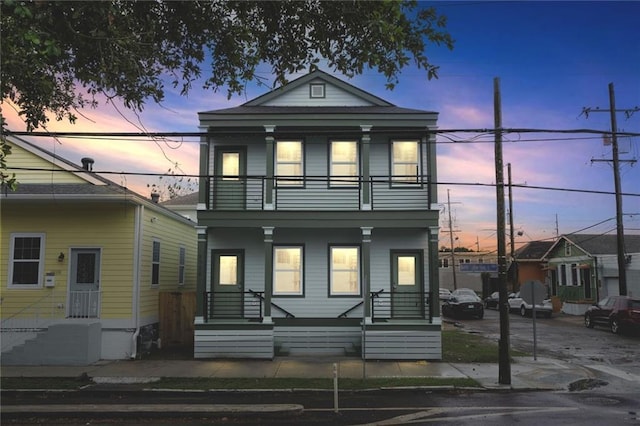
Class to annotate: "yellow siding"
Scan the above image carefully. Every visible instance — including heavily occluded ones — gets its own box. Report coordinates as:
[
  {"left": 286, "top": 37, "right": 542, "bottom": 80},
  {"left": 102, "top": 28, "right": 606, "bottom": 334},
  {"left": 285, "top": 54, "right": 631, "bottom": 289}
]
[
  {"left": 1, "top": 202, "right": 136, "bottom": 320},
  {"left": 7, "top": 141, "right": 88, "bottom": 184},
  {"left": 137, "top": 207, "right": 197, "bottom": 320}
]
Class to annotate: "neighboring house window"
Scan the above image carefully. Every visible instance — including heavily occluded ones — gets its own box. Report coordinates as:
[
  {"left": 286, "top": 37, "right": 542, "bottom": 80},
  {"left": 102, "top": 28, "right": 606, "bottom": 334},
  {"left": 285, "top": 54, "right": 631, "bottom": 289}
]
[
  {"left": 8, "top": 233, "right": 45, "bottom": 288},
  {"left": 330, "top": 246, "right": 360, "bottom": 296},
  {"left": 178, "top": 246, "right": 186, "bottom": 285},
  {"left": 273, "top": 246, "right": 303, "bottom": 295},
  {"left": 276, "top": 140, "right": 303, "bottom": 187},
  {"left": 559, "top": 264, "right": 566, "bottom": 286},
  {"left": 440, "top": 258, "right": 449, "bottom": 268},
  {"left": 570, "top": 263, "right": 578, "bottom": 286},
  {"left": 310, "top": 83, "right": 325, "bottom": 98},
  {"left": 152, "top": 240, "right": 160, "bottom": 286},
  {"left": 330, "top": 140, "right": 358, "bottom": 186},
  {"left": 391, "top": 140, "right": 420, "bottom": 185},
  {"left": 564, "top": 242, "right": 571, "bottom": 256}
]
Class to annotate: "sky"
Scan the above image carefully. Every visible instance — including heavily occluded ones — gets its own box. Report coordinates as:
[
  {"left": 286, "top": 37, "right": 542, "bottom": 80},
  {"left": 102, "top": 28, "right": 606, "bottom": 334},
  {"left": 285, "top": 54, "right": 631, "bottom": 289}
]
[{"left": 3, "top": 1, "right": 639, "bottom": 252}]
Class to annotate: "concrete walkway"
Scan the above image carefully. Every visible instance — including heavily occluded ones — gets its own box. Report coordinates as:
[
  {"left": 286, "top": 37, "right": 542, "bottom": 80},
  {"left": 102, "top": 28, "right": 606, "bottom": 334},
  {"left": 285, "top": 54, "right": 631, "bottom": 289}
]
[{"left": 1, "top": 354, "right": 595, "bottom": 391}]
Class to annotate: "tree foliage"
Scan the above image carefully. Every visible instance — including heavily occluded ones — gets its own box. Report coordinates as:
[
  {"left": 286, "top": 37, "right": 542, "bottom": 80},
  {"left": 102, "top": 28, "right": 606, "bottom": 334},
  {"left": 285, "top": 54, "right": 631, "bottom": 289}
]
[{"left": 1, "top": 0, "right": 454, "bottom": 131}]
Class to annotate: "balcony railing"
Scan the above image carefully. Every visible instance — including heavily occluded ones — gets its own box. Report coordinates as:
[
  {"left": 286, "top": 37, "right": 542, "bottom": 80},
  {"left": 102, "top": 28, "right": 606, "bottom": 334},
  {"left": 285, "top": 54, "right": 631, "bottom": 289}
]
[
  {"left": 68, "top": 290, "right": 101, "bottom": 319},
  {"left": 371, "top": 291, "right": 433, "bottom": 322},
  {"left": 206, "top": 175, "right": 432, "bottom": 211}
]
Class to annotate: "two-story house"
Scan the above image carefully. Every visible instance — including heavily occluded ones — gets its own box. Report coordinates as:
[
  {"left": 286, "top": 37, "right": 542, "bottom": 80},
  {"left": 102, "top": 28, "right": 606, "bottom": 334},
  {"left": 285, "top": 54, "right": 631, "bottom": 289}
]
[{"left": 194, "top": 70, "right": 441, "bottom": 360}]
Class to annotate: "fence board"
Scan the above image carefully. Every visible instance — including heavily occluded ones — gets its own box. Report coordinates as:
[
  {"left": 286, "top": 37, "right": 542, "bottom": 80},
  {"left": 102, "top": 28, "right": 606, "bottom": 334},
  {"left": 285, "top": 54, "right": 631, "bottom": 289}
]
[{"left": 159, "top": 291, "right": 196, "bottom": 348}]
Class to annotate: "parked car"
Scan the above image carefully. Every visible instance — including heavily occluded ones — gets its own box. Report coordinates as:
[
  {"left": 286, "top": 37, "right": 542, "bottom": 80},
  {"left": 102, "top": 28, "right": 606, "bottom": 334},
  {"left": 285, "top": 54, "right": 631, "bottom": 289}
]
[
  {"left": 484, "top": 291, "right": 500, "bottom": 309},
  {"left": 451, "top": 288, "right": 479, "bottom": 298},
  {"left": 442, "top": 291, "right": 484, "bottom": 319},
  {"left": 584, "top": 296, "right": 640, "bottom": 334},
  {"left": 439, "top": 288, "right": 452, "bottom": 302},
  {"left": 507, "top": 292, "right": 553, "bottom": 318}
]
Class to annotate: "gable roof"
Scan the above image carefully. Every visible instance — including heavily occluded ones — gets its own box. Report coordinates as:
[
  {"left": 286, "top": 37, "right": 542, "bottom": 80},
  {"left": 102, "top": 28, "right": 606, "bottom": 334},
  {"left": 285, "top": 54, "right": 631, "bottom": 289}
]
[
  {"left": 514, "top": 241, "right": 555, "bottom": 261},
  {"left": 3, "top": 135, "right": 193, "bottom": 225},
  {"left": 244, "top": 70, "right": 394, "bottom": 107},
  {"left": 198, "top": 69, "right": 438, "bottom": 119},
  {"left": 562, "top": 233, "right": 640, "bottom": 255}
]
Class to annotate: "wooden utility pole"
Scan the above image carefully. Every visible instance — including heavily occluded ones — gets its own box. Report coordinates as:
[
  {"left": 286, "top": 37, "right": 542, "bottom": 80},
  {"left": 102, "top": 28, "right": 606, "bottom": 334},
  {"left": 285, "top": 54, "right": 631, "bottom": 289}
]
[
  {"left": 508, "top": 163, "right": 516, "bottom": 292},
  {"left": 494, "top": 78, "right": 510, "bottom": 385},
  {"left": 447, "top": 189, "right": 458, "bottom": 290},
  {"left": 583, "top": 83, "right": 638, "bottom": 296}
]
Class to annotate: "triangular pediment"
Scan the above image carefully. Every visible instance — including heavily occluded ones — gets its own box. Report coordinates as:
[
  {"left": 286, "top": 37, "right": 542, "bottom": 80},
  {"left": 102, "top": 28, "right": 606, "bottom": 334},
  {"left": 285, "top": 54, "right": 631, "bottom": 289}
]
[{"left": 243, "top": 70, "right": 394, "bottom": 108}]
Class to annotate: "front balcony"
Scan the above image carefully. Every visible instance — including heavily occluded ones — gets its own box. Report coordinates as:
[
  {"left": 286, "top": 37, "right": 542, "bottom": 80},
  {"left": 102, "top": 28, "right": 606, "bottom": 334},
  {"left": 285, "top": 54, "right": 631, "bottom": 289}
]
[{"left": 204, "top": 175, "right": 433, "bottom": 211}]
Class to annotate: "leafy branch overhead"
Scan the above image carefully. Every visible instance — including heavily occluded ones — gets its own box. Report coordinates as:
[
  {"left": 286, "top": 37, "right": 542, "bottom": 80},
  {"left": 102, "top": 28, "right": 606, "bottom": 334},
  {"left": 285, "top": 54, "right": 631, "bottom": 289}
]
[{"left": 1, "top": 0, "right": 454, "bottom": 130}]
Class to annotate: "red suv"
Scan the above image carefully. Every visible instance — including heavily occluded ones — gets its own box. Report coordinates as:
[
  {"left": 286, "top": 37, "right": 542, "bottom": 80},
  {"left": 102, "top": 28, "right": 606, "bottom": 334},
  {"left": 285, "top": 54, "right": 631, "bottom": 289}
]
[{"left": 584, "top": 296, "right": 640, "bottom": 334}]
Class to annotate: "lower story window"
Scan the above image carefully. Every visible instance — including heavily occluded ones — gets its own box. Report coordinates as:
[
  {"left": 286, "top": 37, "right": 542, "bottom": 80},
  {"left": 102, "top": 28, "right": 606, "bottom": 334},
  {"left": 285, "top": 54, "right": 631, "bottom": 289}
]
[
  {"left": 9, "top": 233, "right": 45, "bottom": 288},
  {"left": 273, "top": 246, "right": 303, "bottom": 295},
  {"left": 330, "top": 246, "right": 360, "bottom": 296}
]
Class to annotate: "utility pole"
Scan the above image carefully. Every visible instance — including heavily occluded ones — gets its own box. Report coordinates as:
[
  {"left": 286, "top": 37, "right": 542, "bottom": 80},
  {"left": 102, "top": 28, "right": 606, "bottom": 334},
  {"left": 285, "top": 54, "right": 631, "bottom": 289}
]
[
  {"left": 508, "top": 163, "right": 516, "bottom": 292},
  {"left": 582, "top": 83, "right": 638, "bottom": 296},
  {"left": 447, "top": 189, "right": 458, "bottom": 290},
  {"left": 494, "top": 78, "right": 510, "bottom": 385}
]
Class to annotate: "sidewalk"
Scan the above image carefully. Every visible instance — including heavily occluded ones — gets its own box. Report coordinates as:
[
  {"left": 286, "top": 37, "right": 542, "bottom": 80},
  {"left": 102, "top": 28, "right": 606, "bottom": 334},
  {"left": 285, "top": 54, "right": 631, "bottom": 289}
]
[{"left": 1, "top": 354, "right": 595, "bottom": 391}]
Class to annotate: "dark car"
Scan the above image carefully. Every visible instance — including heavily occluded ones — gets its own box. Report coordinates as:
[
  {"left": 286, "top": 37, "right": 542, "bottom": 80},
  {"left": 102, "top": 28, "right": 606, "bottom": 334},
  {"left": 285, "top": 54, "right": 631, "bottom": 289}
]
[
  {"left": 442, "top": 293, "right": 484, "bottom": 319},
  {"left": 484, "top": 291, "right": 500, "bottom": 309},
  {"left": 584, "top": 295, "right": 640, "bottom": 334}
]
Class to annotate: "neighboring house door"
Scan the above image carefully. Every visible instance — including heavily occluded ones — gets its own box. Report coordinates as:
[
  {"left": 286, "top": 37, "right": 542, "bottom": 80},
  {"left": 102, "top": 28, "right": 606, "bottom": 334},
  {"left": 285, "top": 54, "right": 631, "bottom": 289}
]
[
  {"left": 68, "top": 248, "right": 101, "bottom": 318},
  {"left": 391, "top": 251, "right": 423, "bottom": 318},
  {"left": 214, "top": 147, "right": 246, "bottom": 210},
  {"left": 211, "top": 250, "right": 244, "bottom": 318}
]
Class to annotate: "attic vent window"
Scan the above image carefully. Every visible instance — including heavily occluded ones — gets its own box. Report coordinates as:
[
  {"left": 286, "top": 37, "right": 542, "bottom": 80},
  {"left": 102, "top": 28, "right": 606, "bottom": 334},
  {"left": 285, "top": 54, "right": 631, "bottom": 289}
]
[{"left": 310, "top": 83, "right": 325, "bottom": 98}]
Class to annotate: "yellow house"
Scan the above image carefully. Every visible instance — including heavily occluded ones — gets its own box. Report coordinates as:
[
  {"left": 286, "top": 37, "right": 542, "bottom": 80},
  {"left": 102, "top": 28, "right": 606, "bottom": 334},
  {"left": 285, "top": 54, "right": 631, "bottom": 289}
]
[{"left": 1, "top": 136, "right": 197, "bottom": 365}]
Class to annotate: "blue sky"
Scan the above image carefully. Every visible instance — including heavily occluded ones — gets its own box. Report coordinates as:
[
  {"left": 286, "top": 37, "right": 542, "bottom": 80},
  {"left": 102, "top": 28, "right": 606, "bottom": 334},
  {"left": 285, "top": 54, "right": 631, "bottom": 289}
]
[{"left": 4, "top": 1, "right": 639, "bottom": 251}]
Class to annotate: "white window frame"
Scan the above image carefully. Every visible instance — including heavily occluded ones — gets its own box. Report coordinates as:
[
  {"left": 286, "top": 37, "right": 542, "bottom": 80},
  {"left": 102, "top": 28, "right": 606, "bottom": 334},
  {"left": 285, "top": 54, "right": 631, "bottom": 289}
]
[
  {"left": 152, "top": 239, "right": 161, "bottom": 286},
  {"left": 330, "top": 246, "right": 361, "bottom": 296},
  {"left": 275, "top": 140, "right": 304, "bottom": 187},
  {"left": 391, "top": 140, "right": 420, "bottom": 186},
  {"left": 178, "top": 246, "right": 186, "bottom": 286},
  {"left": 273, "top": 246, "right": 303, "bottom": 296},
  {"left": 310, "top": 83, "right": 325, "bottom": 98},
  {"left": 8, "top": 233, "right": 45, "bottom": 288},
  {"left": 330, "top": 140, "right": 359, "bottom": 187}
]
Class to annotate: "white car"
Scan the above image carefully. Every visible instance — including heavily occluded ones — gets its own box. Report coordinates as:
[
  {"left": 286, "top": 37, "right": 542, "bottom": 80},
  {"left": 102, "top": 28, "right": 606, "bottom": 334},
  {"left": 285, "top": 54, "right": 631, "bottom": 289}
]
[
  {"left": 508, "top": 292, "right": 553, "bottom": 318},
  {"left": 439, "top": 288, "right": 452, "bottom": 301}
]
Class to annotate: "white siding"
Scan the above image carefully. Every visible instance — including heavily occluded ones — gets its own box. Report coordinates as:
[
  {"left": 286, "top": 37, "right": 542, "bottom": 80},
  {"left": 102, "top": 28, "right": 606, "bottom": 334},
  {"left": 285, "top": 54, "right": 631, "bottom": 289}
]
[{"left": 263, "top": 79, "right": 375, "bottom": 107}]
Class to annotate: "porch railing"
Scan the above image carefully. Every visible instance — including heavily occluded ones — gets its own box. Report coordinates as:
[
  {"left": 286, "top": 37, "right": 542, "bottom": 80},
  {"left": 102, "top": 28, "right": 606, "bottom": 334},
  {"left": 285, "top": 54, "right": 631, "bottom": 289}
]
[
  {"left": 207, "top": 175, "right": 432, "bottom": 211},
  {"left": 371, "top": 291, "right": 433, "bottom": 322},
  {"left": 68, "top": 290, "right": 101, "bottom": 319},
  {"left": 203, "top": 291, "right": 264, "bottom": 320}
]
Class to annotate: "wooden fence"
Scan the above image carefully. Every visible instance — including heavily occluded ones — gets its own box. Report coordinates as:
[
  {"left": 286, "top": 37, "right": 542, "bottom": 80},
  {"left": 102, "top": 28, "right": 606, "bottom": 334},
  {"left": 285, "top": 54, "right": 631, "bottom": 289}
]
[{"left": 159, "top": 291, "right": 196, "bottom": 348}]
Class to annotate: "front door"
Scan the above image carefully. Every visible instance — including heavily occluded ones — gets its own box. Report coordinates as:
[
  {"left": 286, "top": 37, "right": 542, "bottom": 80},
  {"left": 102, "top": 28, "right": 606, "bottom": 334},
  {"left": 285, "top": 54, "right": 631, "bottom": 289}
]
[
  {"left": 68, "top": 248, "right": 101, "bottom": 318},
  {"left": 213, "top": 147, "right": 246, "bottom": 210},
  {"left": 211, "top": 250, "right": 244, "bottom": 318},
  {"left": 391, "top": 251, "right": 423, "bottom": 318}
]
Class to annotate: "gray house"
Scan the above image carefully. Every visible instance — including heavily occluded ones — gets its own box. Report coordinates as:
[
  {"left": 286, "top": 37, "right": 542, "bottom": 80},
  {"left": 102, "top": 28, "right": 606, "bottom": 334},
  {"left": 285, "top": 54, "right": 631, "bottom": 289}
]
[{"left": 194, "top": 70, "right": 441, "bottom": 359}]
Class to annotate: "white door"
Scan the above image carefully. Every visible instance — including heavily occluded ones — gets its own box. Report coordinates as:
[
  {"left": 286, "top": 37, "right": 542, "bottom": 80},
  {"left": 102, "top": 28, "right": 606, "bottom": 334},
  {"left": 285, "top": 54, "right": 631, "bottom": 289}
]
[{"left": 68, "top": 248, "right": 101, "bottom": 318}]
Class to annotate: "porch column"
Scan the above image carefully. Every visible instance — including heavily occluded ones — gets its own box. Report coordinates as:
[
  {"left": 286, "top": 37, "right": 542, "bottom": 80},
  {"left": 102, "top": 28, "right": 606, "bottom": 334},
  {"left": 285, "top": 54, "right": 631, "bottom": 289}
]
[
  {"left": 197, "top": 131, "right": 209, "bottom": 211},
  {"left": 264, "top": 125, "right": 276, "bottom": 210},
  {"left": 361, "top": 227, "right": 373, "bottom": 323},
  {"left": 428, "top": 226, "right": 441, "bottom": 323},
  {"left": 195, "top": 226, "right": 208, "bottom": 323},
  {"left": 360, "top": 125, "right": 372, "bottom": 210},
  {"left": 263, "top": 226, "right": 274, "bottom": 322}
]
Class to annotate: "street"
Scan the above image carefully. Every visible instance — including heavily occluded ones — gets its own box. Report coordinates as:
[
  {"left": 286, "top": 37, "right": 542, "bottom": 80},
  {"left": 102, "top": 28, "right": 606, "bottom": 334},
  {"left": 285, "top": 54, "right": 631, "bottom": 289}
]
[{"left": 3, "top": 310, "right": 639, "bottom": 425}]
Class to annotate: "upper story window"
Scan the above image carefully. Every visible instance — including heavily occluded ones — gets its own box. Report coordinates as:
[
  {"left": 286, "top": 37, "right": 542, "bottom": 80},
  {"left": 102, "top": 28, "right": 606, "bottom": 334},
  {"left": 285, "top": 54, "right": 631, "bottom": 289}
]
[
  {"left": 330, "top": 140, "right": 358, "bottom": 186},
  {"left": 273, "top": 246, "right": 303, "bottom": 295},
  {"left": 391, "top": 140, "right": 420, "bottom": 185},
  {"left": 8, "top": 233, "right": 45, "bottom": 288},
  {"left": 310, "top": 83, "right": 325, "bottom": 98},
  {"left": 276, "top": 140, "right": 304, "bottom": 187}
]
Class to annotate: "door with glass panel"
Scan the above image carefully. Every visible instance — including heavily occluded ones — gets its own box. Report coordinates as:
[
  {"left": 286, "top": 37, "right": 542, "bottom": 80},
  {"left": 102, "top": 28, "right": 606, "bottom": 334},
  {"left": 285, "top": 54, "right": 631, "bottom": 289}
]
[
  {"left": 391, "top": 251, "right": 423, "bottom": 318},
  {"left": 211, "top": 250, "right": 244, "bottom": 318},
  {"left": 214, "top": 147, "right": 246, "bottom": 210},
  {"left": 68, "top": 248, "right": 101, "bottom": 318}
]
